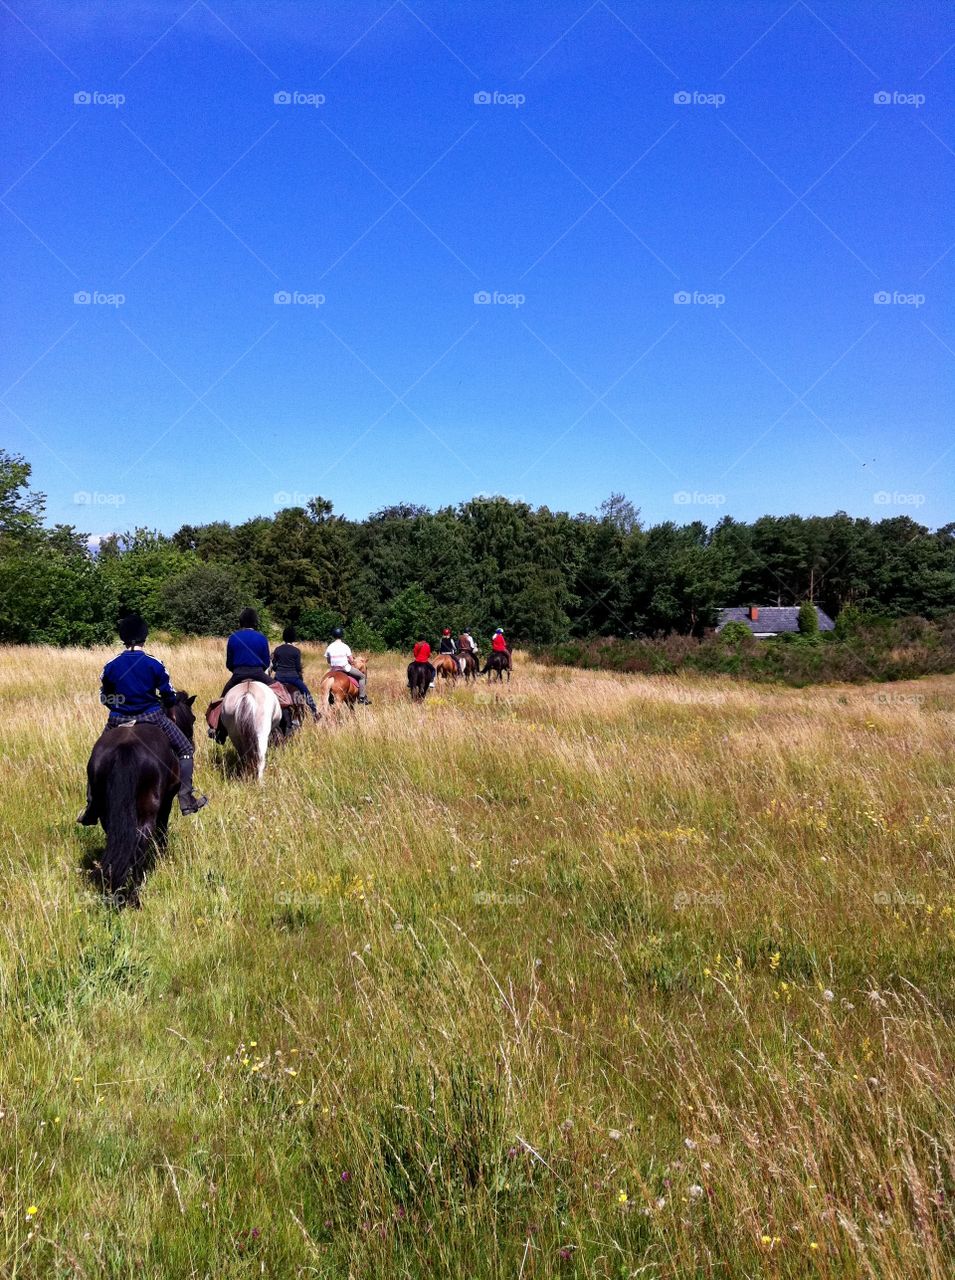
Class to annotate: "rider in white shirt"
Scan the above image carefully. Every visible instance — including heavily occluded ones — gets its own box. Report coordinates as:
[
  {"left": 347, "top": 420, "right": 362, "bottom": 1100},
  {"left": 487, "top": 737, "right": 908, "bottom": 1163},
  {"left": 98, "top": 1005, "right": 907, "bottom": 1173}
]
[{"left": 324, "top": 627, "right": 370, "bottom": 704}]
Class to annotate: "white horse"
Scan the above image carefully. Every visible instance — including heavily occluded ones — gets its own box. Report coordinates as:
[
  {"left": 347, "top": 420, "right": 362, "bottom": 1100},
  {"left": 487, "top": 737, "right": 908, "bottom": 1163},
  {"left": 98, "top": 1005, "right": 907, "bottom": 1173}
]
[{"left": 220, "top": 681, "right": 281, "bottom": 781}]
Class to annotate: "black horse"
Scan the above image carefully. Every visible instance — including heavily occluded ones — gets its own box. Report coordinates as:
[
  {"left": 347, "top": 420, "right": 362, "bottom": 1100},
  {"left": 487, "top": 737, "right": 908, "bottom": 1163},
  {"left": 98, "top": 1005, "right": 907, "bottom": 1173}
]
[
  {"left": 84, "top": 693, "right": 197, "bottom": 904},
  {"left": 482, "top": 651, "right": 511, "bottom": 682},
  {"left": 407, "top": 660, "right": 433, "bottom": 701}
]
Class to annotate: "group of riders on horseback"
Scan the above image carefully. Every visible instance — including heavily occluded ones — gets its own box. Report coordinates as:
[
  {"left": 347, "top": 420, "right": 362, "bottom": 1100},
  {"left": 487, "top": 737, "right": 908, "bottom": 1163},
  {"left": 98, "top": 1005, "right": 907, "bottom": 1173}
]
[{"left": 77, "top": 610, "right": 513, "bottom": 828}]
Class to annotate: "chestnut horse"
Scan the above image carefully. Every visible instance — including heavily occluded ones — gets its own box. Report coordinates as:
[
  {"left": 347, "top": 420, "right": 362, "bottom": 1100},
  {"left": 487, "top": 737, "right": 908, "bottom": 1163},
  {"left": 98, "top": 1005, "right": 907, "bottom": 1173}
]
[
  {"left": 319, "top": 655, "right": 367, "bottom": 717},
  {"left": 433, "top": 653, "right": 460, "bottom": 682}
]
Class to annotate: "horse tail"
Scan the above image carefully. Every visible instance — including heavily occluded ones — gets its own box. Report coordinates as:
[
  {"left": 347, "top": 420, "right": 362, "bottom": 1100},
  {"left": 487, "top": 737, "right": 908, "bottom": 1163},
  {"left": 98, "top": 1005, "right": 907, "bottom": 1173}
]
[
  {"left": 319, "top": 674, "right": 336, "bottom": 712},
  {"left": 101, "top": 750, "right": 148, "bottom": 899},
  {"left": 233, "top": 692, "right": 260, "bottom": 771}
]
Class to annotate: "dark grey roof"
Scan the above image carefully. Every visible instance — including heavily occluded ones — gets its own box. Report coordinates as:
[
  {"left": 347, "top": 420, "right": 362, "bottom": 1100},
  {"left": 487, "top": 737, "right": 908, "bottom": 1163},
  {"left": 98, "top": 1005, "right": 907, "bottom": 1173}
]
[{"left": 716, "top": 606, "right": 835, "bottom": 634}]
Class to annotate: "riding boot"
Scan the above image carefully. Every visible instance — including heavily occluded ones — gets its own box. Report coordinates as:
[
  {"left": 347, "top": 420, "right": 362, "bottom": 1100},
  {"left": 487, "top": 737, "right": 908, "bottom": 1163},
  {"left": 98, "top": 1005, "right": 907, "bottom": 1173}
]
[
  {"left": 177, "top": 754, "right": 208, "bottom": 815},
  {"left": 77, "top": 779, "right": 98, "bottom": 825},
  {"left": 279, "top": 707, "right": 293, "bottom": 736}
]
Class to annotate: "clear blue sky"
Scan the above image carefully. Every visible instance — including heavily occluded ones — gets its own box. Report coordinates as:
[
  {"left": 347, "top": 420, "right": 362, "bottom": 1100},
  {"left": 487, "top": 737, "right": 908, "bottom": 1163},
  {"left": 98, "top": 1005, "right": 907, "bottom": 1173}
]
[{"left": 2, "top": 0, "right": 952, "bottom": 537}]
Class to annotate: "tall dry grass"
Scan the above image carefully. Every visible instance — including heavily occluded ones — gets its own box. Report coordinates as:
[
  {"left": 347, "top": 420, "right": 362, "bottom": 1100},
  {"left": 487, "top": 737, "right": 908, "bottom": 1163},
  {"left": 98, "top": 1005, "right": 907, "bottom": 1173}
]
[{"left": 0, "top": 641, "right": 953, "bottom": 1277}]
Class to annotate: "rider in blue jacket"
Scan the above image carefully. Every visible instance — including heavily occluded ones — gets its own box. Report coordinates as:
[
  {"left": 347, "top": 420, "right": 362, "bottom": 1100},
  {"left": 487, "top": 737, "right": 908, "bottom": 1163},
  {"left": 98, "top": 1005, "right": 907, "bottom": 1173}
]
[{"left": 78, "top": 613, "right": 208, "bottom": 823}]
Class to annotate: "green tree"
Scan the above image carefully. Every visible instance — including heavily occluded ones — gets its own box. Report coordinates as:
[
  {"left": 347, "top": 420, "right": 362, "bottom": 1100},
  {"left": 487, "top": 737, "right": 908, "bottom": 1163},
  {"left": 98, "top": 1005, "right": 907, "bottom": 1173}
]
[
  {"left": 381, "top": 584, "right": 439, "bottom": 649},
  {"left": 798, "top": 602, "right": 820, "bottom": 636},
  {"left": 161, "top": 564, "right": 252, "bottom": 635}
]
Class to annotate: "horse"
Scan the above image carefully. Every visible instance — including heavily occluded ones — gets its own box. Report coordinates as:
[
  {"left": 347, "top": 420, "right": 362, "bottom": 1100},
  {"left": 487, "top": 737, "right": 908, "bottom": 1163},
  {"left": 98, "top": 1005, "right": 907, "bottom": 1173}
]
[
  {"left": 220, "top": 680, "right": 281, "bottom": 780},
  {"left": 407, "top": 660, "right": 433, "bottom": 701},
  {"left": 482, "top": 650, "right": 511, "bottom": 682},
  {"left": 433, "top": 653, "right": 460, "bottom": 682},
  {"left": 318, "top": 655, "right": 367, "bottom": 717},
  {"left": 458, "top": 650, "right": 479, "bottom": 682},
  {"left": 84, "top": 692, "right": 197, "bottom": 905}
]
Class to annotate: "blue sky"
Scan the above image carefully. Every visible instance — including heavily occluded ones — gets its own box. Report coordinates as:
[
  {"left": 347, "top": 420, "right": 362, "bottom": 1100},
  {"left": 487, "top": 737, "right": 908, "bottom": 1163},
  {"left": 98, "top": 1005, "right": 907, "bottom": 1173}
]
[{"left": 2, "top": 0, "right": 952, "bottom": 536}]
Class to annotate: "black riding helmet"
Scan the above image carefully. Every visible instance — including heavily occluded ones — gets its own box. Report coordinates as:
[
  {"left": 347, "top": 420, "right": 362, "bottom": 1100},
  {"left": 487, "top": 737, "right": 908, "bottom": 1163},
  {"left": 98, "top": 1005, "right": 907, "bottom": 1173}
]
[
  {"left": 331, "top": 626, "right": 344, "bottom": 639},
  {"left": 117, "top": 612, "right": 148, "bottom": 647}
]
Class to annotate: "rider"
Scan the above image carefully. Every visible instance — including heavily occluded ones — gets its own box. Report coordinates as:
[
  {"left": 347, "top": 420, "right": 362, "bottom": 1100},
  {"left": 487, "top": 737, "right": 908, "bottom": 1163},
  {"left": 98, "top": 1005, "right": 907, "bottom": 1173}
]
[
  {"left": 438, "top": 628, "right": 457, "bottom": 655},
  {"left": 215, "top": 607, "right": 289, "bottom": 740},
  {"left": 78, "top": 612, "right": 208, "bottom": 823},
  {"left": 324, "top": 626, "right": 370, "bottom": 704},
  {"left": 413, "top": 634, "right": 437, "bottom": 687},
  {"left": 458, "top": 628, "right": 479, "bottom": 663},
  {"left": 491, "top": 627, "right": 509, "bottom": 654},
  {"left": 271, "top": 625, "right": 318, "bottom": 719}
]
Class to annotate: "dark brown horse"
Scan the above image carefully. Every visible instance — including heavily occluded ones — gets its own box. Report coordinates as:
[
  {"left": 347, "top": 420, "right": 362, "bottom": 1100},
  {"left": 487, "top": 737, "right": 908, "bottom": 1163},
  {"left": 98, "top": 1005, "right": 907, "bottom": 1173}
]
[
  {"left": 407, "top": 660, "right": 433, "bottom": 701},
  {"left": 84, "top": 693, "right": 197, "bottom": 905},
  {"left": 458, "top": 651, "right": 479, "bottom": 682},
  {"left": 482, "top": 650, "right": 511, "bottom": 682}
]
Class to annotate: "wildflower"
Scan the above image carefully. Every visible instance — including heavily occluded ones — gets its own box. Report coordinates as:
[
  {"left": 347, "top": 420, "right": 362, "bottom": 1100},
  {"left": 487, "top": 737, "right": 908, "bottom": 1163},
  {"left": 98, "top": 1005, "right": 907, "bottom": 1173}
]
[
  {"left": 26, "top": 1205, "right": 38, "bottom": 1218},
  {"left": 617, "top": 1189, "right": 628, "bottom": 1204},
  {"left": 340, "top": 1170, "right": 351, "bottom": 1183},
  {"left": 608, "top": 1128, "right": 622, "bottom": 1140},
  {"left": 823, "top": 989, "right": 834, "bottom": 1002},
  {"left": 688, "top": 1184, "right": 704, "bottom": 1198},
  {"left": 769, "top": 951, "right": 781, "bottom": 971},
  {"left": 655, "top": 1196, "right": 666, "bottom": 1210},
  {"left": 558, "top": 1246, "right": 573, "bottom": 1260},
  {"left": 809, "top": 1241, "right": 819, "bottom": 1250},
  {"left": 684, "top": 1137, "right": 697, "bottom": 1149}
]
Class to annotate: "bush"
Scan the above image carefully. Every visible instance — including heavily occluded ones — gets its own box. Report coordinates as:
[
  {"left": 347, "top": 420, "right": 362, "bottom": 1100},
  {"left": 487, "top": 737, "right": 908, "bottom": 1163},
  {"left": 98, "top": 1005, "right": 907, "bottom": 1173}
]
[
  {"left": 797, "top": 602, "right": 820, "bottom": 637},
  {"left": 0, "top": 547, "right": 114, "bottom": 645},
  {"left": 718, "top": 621, "right": 753, "bottom": 648},
  {"left": 161, "top": 565, "right": 253, "bottom": 636},
  {"left": 381, "top": 585, "right": 439, "bottom": 650},
  {"left": 295, "top": 607, "right": 343, "bottom": 643},
  {"left": 535, "top": 616, "right": 955, "bottom": 686},
  {"left": 343, "top": 617, "right": 387, "bottom": 653}
]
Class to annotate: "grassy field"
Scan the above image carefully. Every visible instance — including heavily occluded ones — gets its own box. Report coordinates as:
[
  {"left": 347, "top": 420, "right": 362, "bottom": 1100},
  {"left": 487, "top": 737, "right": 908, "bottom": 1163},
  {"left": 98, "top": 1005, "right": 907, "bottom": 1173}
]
[{"left": 1, "top": 640, "right": 954, "bottom": 1279}]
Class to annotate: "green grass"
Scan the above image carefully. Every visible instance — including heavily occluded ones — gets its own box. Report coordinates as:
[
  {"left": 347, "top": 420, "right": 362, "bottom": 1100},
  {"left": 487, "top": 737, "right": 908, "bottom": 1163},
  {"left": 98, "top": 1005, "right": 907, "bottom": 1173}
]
[{"left": 0, "top": 641, "right": 953, "bottom": 1277}]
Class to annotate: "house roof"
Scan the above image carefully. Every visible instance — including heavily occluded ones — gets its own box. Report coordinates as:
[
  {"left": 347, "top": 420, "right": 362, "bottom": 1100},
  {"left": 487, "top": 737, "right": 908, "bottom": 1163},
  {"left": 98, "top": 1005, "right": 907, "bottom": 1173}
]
[{"left": 716, "top": 606, "right": 835, "bottom": 634}]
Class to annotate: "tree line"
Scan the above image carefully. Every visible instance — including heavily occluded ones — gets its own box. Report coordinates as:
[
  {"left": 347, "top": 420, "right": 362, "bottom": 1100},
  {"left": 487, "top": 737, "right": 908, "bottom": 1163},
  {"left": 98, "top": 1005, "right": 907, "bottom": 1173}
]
[{"left": 1, "top": 451, "right": 952, "bottom": 648}]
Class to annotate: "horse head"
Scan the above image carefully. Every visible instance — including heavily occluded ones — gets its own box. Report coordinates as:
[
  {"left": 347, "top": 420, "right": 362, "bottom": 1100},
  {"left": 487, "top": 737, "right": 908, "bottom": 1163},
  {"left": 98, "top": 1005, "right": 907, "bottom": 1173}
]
[
  {"left": 168, "top": 691, "right": 198, "bottom": 742},
  {"left": 352, "top": 654, "right": 368, "bottom": 673}
]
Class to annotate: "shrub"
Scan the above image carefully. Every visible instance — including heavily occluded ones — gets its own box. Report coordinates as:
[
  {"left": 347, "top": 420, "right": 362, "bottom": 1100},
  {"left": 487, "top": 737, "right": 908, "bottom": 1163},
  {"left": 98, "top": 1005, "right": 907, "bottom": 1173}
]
[
  {"left": 161, "top": 564, "right": 253, "bottom": 636},
  {"left": 797, "top": 602, "right": 820, "bottom": 636}
]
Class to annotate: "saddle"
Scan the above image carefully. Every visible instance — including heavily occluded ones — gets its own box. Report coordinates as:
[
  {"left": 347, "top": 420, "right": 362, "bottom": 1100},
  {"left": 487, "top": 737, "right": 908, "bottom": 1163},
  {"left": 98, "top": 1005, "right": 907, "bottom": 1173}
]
[
  {"left": 327, "top": 668, "right": 359, "bottom": 693},
  {"left": 205, "top": 681, "right": 295, "bottom": 732}
]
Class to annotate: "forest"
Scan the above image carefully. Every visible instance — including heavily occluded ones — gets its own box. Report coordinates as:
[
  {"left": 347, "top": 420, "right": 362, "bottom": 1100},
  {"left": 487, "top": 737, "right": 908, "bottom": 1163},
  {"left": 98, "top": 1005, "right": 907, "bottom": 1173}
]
[{"left": 1, "top": 450, "right": 953, "bottom": 648}]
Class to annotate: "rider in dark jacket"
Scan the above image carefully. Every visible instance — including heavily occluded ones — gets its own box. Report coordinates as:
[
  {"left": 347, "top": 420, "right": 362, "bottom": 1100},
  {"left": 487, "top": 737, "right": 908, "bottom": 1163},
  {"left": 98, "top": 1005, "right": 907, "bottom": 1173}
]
[
  {"left": 214, "top": 608, "right": 288, "bottom": 741},
  {"left": 271, "top": 625, "right": 318, "bottom": 718},
  {"left": 78, "top": 613, "right": 207, "bottom": 823}
]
